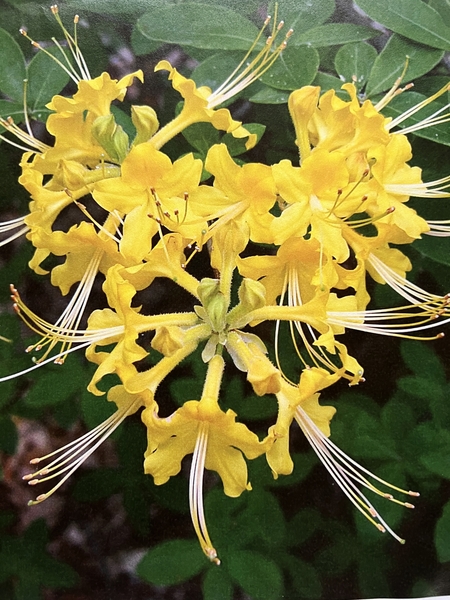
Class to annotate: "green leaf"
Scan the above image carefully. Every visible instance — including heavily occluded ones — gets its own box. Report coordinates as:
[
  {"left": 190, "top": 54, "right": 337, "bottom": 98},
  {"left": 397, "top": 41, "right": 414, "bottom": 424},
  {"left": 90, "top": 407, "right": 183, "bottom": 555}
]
[
  {"left": 137, "top": 539, "right": 206, "bottom": 585},
  {"left": 334, "top": 42, "right": 377, "bottom": 91},
  {"left": 137, "top": 4, "right": 259, "bottom": 50},
  {"left": 244, "top": 490, "right": 286, "bottom": 548},
  {"left": 63, "top": 0, "right": 174, "bottom": 14},
  {"left": 292, "top": 23, "right": 378, "bottom": 48},
  {"left": 287, "top": 508, "right": 323, "bottom": 547},
  {"left": 429, "top": 0, "right": 450, "bottom": 26},
  {"left": 182, "top": 122, "right": 220, "bottom": 156},
  {"left": 400, "top": 339, "right": 446, "bottom": 384},
  {"left": 312, "top": 71, "right": 343, "bottom": 93},
  {"left": 0, "top": 416, "right": 17, "bottom": 454},
  {"left": 365, "top": 34, "right": 444, "bottom": 97},
  {"left": 435, "top": 500, "right": 450, "bottom": 561},
  {"left": 26, "top": 47, "right": 71, "bottom": 112},
  {"left": 202, "top": 565, "right": 233, "bottom": 600},
  {"left": 278, "top": 0, "right": 335, "bottom": 35},
  {"left": 226, "top": 550, "right": 283, "bottom": 600},
  {"left": 221, "top": 124, "right": 266, "bottom": 157},
  {"left": 355, "top": 0, "right": 450, "bottom": 50},
  {"left": 0, "top": 99, "right": 25, "bottom": 120},
  {"left": 131, "top": 25, "right": 161, "bottom": 55},
  {"left": 247, "top": 85, "right": 290, "bottom": 104},
  {"left": 0, "top": 28, "right": 26, "bottom": 102},
  {"left": 284, "top": 555, "right": 322, "bottom": 599},
  {"left": 259, "top": 45, "right": 319, "bottom": 90},
  {"left": 24, "top": 359, "right": 87, "bottom": 407},
  {"left": 72, "top": 468, "right": 121, "bottom": 502},
  {"left": 81, "top": 387, "right": 116, "bottom": 430}
]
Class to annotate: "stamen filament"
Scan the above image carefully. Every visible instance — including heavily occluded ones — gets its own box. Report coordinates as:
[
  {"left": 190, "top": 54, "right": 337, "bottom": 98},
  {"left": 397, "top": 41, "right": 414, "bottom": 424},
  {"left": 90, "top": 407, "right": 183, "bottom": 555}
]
[
  {"left": 189, "top": 422, "right": 220, "bottom": 564},
  {"left": 295, "top": 406, "right": 418, "bottom": 543},
  {"left": 25, "top": 398, "right": 140, "bottom": 505}
]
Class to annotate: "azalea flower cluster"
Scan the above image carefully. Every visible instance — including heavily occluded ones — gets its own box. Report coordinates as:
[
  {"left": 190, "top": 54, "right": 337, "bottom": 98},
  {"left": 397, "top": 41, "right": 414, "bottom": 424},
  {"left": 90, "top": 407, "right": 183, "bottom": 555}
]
[{"left": 1, "top": 6, "right": 450, "bottom": 563}]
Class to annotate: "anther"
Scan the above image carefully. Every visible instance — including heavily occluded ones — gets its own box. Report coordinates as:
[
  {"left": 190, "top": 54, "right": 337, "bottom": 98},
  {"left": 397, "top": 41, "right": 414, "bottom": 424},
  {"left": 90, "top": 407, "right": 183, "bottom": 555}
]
[
  {"left": 277, "top": 20, "right": 285, "bottom": 31},
  {"left": 376, "top": 524, "right": 386, "bottom": 533},
  {"left": 408, "top": 491, "right": 420, "bottom": 497},
  {"left": 30, "top": 458, "right": 41, "bottom": 465},
  {"left": 405, "top": 503, "right": 415, "bottom": 509},
  {"left": 50, "top": 4, "right": 58, "bottom": 14},
  {"left": 28, "top": 479, "right": 39, "bottom": 486}
]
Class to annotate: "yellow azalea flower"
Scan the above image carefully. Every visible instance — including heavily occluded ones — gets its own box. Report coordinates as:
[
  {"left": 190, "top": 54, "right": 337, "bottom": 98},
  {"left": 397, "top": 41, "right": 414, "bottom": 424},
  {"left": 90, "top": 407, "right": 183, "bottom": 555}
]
[
  {"left": 266, "top": 379, "right": 418, "bottom": 543},
  {"left": 267, "top": 380, "right": 336, "bottom": 477},
  {"left": 202, "top": 143, "right": 277, "bottom": 246},
  {"left": 150, "top": 62, "right": 256, "bottom": 150},
  {"left": 118, "top": 233, "right": 201, "bottom": 300},
  {"left": 365, "top": 135, "right": 429, "bottom": 241},
  {"left": 289, "top": 83, "right": 389, "bottom": 163},
  {"left": 85, "top": 265, "right": 199, "bottom": 394},
  {"left": 93, "top": 144, "right": 207, "bottom": 261},
  {"left": 41, "top": 70, "right": 143, "bottom": 169},
  {"left": 148, "top": 15, "right": 291, "bottom": 151},
  {"left": 142, "top": 354, "right": 266, "bottom": 563}
]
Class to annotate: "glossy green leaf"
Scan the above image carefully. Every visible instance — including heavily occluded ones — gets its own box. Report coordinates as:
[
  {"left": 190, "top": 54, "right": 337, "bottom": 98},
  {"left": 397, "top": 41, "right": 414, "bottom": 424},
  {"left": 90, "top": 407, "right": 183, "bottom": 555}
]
[
  {"left": 435, "top": 500, "right": 450, "bottom": 561},
  {"left": 137, "top": 539, "right": 206, "bottom": 585},
  {"left": 334, "top": 41, "right": 377, "bottom": 91},
  {"left": 400, "top": 339, "right": 446, "bottom": 385},
  {"left": 0, "top": 28, "right": 26, "bottom": 102},
  {"left": 137, "top": 4, "right": 259, "bottom": 50},
  {"left": 275, "top": 0, "right": 335, "bottom": 35},
  {"left": 355, "top": 0, "right": 450, "bottom": 50},
  {"left": 202, "top": 564, "right": 233, "bottom": 600},
  {"left": 182, "top": 122, "right": 220, "bottom": 156},
  {"left": 292, "top": 23, "right": 378, "bottom": 48},
  {"left": 247, "top": 85, "right": 290, "bottom": 104},
  {"left": 131, "top": 24, "right": 161, "bottom": 56},
  {"left": 63, "top": 0, "right": 173, "bottom": 14},
  {"left": 429, "top": 0, "right": 450, "bottom": 26},
  {"left": 312, "top": 71, "right": 343, "bottom": 92},
  {"left": 227, "top": 550, "right": 283, "bottom": 600},
  {"left": 0, "top": 99, "right": 24, "bottom": 121},
  {"left": 221, "top": 124, "right": 266, "bottom": 157},
  {"left": 366, "top": 34, "right": 444, "bottom": 97},
  {"left": 191, "top": 52, "right": 242, "bottom": 91},
  {"left": 259, "top": 45, "right": 319, "bottom": 90},
  {"left": 26, "top": 47, "right": 71, "bottom": 112}
]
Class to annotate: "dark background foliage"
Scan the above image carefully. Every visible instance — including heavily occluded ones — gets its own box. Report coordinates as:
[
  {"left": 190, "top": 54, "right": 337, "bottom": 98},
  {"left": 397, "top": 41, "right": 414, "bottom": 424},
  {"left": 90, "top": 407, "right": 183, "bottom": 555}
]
[{"left": 0, "top": 0, "right": 450, "bottom": 598}]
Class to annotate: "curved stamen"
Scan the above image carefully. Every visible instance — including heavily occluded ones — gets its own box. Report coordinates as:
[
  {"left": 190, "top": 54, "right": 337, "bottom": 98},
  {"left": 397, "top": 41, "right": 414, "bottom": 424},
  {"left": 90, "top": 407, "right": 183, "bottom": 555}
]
[
  {"left": 368, "top": 253, "right": 448, "bottom": 306},
  {"left": 24, "top": 397, "right": 140, "bottom": 505},
  {"left": 295, "top": 406, "right": 418, "bottom": 543},
  {"left": 0, "top": 216, "right": 29, "bottom": 247},
  {"left": 189, "top": 422, "right": 220, "bottom": 564}
]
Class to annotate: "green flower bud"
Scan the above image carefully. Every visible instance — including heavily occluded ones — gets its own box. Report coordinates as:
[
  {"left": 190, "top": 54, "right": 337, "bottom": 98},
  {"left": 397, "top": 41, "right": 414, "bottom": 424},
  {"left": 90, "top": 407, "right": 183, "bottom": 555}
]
[
  {"left": 131, "top": 105, "right": 159, "bottom": 145},
  {"left": 92, "top": 114, "right": 130, "bottom": 163}
]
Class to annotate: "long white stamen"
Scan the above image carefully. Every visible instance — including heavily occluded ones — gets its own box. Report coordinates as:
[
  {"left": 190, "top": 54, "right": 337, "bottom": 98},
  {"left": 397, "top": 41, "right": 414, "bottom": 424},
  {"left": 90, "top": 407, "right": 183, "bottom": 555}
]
[
  {"left": 189, "top": 422, "right": 220, "bottom": 564},
  {"left": 0, "top": 216, "right": 29, "bottom": 247},
  {"left": 24, "top": 398, "right": 139, "bottom": 505},
  {"left": 295, "top": 406, "right": 418, "bottom": 543}
]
